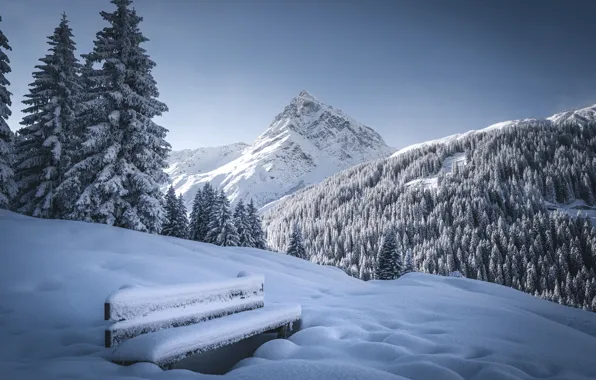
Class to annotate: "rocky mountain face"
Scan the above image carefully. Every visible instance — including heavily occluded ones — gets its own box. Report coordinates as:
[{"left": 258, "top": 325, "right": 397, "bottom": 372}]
[{"left": 166, "top": 91, "right": 395, "bottom": 208}]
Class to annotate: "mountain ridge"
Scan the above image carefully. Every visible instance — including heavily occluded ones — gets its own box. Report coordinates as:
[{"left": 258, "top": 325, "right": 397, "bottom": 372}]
[{"left": 167, "top": 91, "right": 395, "bottom": 208}]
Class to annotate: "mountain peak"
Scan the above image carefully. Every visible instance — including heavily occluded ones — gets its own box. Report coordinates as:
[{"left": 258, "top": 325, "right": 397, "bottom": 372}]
[{"left": 297, "top": 90, "right": 317, "bottom": 101}]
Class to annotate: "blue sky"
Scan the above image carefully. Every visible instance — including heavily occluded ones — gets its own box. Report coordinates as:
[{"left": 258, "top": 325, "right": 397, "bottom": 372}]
[{"left": 2, "top": 0, "right": 596, "bottom": 150}]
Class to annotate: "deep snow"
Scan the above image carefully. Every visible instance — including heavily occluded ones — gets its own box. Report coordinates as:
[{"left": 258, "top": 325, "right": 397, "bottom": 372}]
[{"left": 1, "top": 210, "right": 596, "bottom": 380}]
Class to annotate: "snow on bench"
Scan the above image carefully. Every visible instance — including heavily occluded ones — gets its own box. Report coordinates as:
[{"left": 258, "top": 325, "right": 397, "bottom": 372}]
[{"left": 104, "top": 272, "right": 301, "bottom": 369}]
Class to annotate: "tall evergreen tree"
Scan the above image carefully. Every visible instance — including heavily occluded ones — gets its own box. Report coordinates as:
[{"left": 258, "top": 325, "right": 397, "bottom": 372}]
[
  {"left": 246, "top": 198, "right": 266, "bottom": 249},
  {"left": 207, "top": 191, "right": 239, "bottom": 246},
  {"left": 188, "top": 188, "right": 203, "bottom": 241},
  {"left": 375, "top": 230, "right": 401, "bottom": 280},
  {"left": 60, "top": 0, "right": 170, "bottom": 232},
  {"left": 161, "top": 186, "right": 178, "bottom": 237},
  {"left": 234, "top": 200, "right": 254, "bottom": 247},
  {"left": 0, "top": 16, "right": 16, "bottom": 209},
  {"left": 176, "top": 194, "right": 188, "bottom": 239},
  {"left": 198, "top": 183, "right": 216, "bottom": 242},
  {"left": 13, "top": 14, "right": 81, "bottom": 217},
  {"left": 287, "top": 224, "right": 307, "bottom": 259}
]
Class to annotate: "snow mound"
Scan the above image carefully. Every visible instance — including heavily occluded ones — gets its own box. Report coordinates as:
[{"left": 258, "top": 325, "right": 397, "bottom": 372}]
[{"left": 2, "top": 210, "right": 596, "bottom": 380}]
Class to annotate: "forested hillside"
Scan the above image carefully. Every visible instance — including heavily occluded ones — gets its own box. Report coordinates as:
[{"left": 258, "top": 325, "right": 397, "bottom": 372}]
[{"left": 263, "top": 119, "right": 596, "bottom": 311}]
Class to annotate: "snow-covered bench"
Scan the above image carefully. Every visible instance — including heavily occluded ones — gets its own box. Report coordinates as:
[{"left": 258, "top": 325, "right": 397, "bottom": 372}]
[{"left": 104, "top": 273, "right": 301, "bottom": 369}]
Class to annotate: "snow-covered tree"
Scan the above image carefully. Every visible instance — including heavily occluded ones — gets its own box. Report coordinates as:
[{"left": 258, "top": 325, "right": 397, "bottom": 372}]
[
  {"left": 176, "top": 194, "right": 188, "bottom": 239},
  {"left": 0, "top": 16, "right": 16, "bottom": 209},
  {"left": 287, "top": 224, "right": 307, "bottom": 259},
  {"left": 207, "top": 191, "right": 238, "bottom": 246},
  {"left": 246, "top": 198, "right": 266, "bottom": 249},
  {"left": 197, "top": 183, "right": 216, "bottom": 242},
  {"left": 375, "top": 230, "right": 400, "bottom": 280},
  {"left": 161, "top": 186, "right": 179, "bottom": 237},
  {"left": 59, "top": 0, "right": 170, "bottom": 232},
  {"left": 234, "top": 200, "right": 254, "bottom": 247},
  {"left": 13, "top": 14, "right": 81, "bottom": 217},
  {"left": 188, "top": 188, "right": 203, "bottom": 241}
]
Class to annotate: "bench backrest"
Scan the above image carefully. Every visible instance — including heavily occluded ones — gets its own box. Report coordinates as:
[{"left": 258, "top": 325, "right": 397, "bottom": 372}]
[{"left": 104, "top": 273, "right": 265, "bottom": 348}]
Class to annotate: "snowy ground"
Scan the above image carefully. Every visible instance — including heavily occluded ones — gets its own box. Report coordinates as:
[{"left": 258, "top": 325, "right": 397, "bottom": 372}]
[
  {"left": 1, "top": 210, "right": 596, "bottom": 380},
  {"left": 545, "top": 200, "right": 596, "bottom": 224},
  {"left": 405, "top": 152, "right": 466, "bottom": 190}
]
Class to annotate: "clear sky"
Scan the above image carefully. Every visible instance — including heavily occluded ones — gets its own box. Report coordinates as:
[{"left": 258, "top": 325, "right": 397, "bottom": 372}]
[{"left": 2, "top": 0, "right": 596, "bottom": 151}]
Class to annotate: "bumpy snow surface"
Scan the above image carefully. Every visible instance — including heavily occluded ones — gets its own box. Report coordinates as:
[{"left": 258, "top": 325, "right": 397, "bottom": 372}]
[
  {"left": 167, "top": 91, "right": 395, "bottom": 209},
  {"left": 2, "top": 210, "right": 596, "bottom": 380}
]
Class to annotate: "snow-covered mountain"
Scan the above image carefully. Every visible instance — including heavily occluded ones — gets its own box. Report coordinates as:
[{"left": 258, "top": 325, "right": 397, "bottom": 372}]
[
  {"left": 167, "top": 91, "right": 395, "bottom": 208},
  {"left": 393, "top": 103, "right": 596, "bottom": 156}
]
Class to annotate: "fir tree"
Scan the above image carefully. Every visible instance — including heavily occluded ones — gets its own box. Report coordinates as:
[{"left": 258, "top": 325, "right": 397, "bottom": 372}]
[
  {"left": 234, "top": 200, "right": 254, "bottom": 247},
  {"left": 161, "top": 186, "right": 179, "bottom": 237},
  {"left": 287, "top": 224, "right": 307, "bottom": 259},
  {"left": 198, "top": 183, "right": 216, "bottom": 242},
  {"left": 246, "top": 198, "right": 266, "bottom": 249},
  {"left": 60, "top": 0, "right": 170, "bottom": 232},
  {"left": 14, "top": 14, "right": 81, "bottom": 217},
  {"left": 0, "top": 16, "right": 16, "bottom": 209},
  {"left": 176, "top": 194, "right": 188, "bottom": 239},
  {"left": 207, "top": 191, "right": 239, "bottom": 246},
  {"left": 375, "top": 230, "right": 400, "bottom": 280},
  {"left": 188, "top": 188, "right": 203, "bottom": 241}
]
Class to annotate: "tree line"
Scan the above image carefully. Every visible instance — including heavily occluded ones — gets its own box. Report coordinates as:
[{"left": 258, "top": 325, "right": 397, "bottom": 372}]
[
  {"left": 0, "top": 0, "right": 172, "bottom": 232},
  {"left": 161, "top": 182, "right": 266, "bottom": 248},
  {"left": 263, "top": 121, "right": 596, "bottom": 312}
]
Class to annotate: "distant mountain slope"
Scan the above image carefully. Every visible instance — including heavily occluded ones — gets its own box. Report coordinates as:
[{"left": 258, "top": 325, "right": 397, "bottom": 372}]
[
  {"left": 167, "top": 91, "right": 395, "bottom": 208},
  {"left": 2, "top": 210, "right": 596, "bottom": 380},
  {"left": 262, "top": 103, "right": 596, "bottom": 312},
  {"left": 393, "top": 103, "right": 596, "bottom": 156}
]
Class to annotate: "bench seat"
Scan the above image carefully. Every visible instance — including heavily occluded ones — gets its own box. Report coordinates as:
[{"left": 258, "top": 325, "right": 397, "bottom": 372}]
[{"left": 110, "top": 303, "right": 301, "bottom": 368}]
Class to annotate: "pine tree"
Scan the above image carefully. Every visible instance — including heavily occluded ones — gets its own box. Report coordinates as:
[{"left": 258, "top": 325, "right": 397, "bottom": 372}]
[
  {"left": 198, "top": 183, "right": 216, "bottom": 242},
  {"left": 402, "top": 249, "right": 415, "bottom": 275},
  {"left": 13, "top": 14, "right": 81, "bottom": 217},
  {"left": 246, "top": 199, "right": 266, "bottom": 249},
  {"left": 207, "top": 191, "right": 239, "bottom": 246},
  {"left": 0, "top": 16, "right": 16, "bottom": 209},
  {"left": 60, "top": 0, "right": 170, "bottom": 232},
  {"left": 161, "top": 186, "right": 179, "bottom": 237},
  {"left": 188, "top": 188, "right": 203, "bottom": 241},
  {"left": 287, "top": 224, "right": 307, "bottom": 259},
  {"left": 176, "top": 194, "right": 188, "bottom": 239},
  {"left": 234, "top": 200, "right": 254, "bottom": 247},
  {"left": 375, "top": 230, "right": 400, "bottom": 280}
]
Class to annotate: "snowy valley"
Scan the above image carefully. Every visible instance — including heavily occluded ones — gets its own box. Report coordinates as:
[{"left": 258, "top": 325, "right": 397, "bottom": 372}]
[
  {"left": 166, "top": 91, "right": 395, "bottom": 209},
  {"left": 2, "top": 210, "right": 596, "bottom": 380}
]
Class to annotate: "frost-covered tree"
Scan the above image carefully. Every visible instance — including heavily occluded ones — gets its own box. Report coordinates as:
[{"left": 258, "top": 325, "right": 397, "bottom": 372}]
[
  {"left": 246, "top": 198, "right": 266, "bottom": 249},
  {"left": 207, "top": 191, "right": 238, "bottom": 246},
  {"left": 188, "top": 188, "right": 203, "bottom": 241},
  {"left": 376, "top": 230, "right": 400, "bottom": 280},
  {"left": 402, "top": 250, "right": 415, "bottom": 275},
  {"left": 197, "top": 183, "right": 216, "bottom": 242},
  {"left": 60, "top": 0, "right": 170, "bottom": 232},
  {"left": 161, "top": 186, "right": 179, "bottom": 237},
  {"left": 176, "top": 194, "right": 188, "bottom": 239},
  {"left": 13, "top": 14, "right": 81, "bottom": 217},
  {"left": 234, "top": 200, "right": 254, "bottom": 247},
  {"left": 287, "top": 224, "right": 307, "bottom": 259},
  {"left": 0, "top": 16, "right": 16, "bottom": 209}
]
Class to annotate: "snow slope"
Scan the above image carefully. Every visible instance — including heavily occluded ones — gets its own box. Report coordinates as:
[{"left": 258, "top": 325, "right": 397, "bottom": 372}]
[
  {"left": 405, "top": 152, "right": 467, "bottom": 190},
  {"left": 2, "top": 211, "right": 596, "bottom": 380},
  {"left": 168, "top": 91, "right": 395, "bottom": 208},
  {"left": 393, "top": 103, "right": 596, "bottom": 157},
  {"left": 166, "top": 143, "right": 249, "bottom": 186}
]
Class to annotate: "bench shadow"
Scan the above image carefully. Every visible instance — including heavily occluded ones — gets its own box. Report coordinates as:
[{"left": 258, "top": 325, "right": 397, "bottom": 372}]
[{"left": 171, "top": 332, "right": 279, "bottom": 375}]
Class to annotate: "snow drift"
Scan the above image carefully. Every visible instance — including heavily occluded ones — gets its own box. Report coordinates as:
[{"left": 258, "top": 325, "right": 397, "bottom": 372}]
[{"left": 1, "top": 210, "right": 596, "bottom": 380}]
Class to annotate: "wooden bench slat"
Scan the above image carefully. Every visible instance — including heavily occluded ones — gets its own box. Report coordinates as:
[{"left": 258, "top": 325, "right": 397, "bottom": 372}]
[
  {"left": 110, "top": 303, "right": 301, "bottom": 368},
  {"left": 105, "top": 275, "right": 265, "bottom": 321},
  {"left": 105, "top": 296, "right": 264, "bottom": 347}
]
